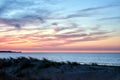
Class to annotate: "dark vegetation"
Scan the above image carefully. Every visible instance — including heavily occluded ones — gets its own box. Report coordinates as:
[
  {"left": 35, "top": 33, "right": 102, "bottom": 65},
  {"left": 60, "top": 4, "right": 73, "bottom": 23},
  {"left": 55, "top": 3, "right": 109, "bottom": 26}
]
[{"left": 0, "top": 57, "right": 120, "bottom": 80}]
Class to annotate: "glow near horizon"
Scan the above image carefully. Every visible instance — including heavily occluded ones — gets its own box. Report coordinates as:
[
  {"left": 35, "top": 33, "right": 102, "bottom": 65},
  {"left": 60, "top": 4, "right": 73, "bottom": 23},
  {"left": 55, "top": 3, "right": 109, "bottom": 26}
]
[{"left": 0, "top": 0, "right": 120, "bottom": 52}]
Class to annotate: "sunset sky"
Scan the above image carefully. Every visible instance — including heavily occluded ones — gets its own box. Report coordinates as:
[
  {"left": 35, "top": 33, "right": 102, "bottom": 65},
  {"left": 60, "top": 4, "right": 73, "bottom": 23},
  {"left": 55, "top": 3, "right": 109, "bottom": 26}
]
[{"left": 0, "top": 0, "right": 120, "bottom": 52}]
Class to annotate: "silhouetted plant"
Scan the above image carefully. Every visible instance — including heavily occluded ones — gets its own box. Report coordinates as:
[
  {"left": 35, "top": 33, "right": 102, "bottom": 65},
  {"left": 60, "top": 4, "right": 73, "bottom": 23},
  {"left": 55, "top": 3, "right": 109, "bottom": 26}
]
[
  {"left": 0, "top": 57, "right": 119, "bottom": 80},
  {"left": 91, "top": 63, "right": 98, "bottom": 66}
]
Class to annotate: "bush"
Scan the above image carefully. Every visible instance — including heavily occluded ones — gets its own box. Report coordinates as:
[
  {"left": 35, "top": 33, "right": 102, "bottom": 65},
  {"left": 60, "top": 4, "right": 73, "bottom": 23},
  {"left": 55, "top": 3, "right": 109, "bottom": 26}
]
[{"left": 91, "top": 63, "right": 98, "bottom": 66}]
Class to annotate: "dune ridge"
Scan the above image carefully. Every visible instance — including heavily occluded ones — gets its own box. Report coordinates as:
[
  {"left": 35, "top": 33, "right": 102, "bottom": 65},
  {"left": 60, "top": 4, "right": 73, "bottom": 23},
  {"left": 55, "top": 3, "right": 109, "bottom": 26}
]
[{"left": 0, "top": 57, "right": 120, "bottom": 80}]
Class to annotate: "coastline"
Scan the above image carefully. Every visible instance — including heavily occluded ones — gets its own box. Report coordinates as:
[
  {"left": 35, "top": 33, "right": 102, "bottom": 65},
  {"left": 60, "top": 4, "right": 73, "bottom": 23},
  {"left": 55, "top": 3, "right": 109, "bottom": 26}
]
[
  {"left": 0, "top": 57, "right": 119, "bottom": 80},
  {"left": 0, "top": 52, "right": 119, "bottom": 66},
  {"left": 0, "top": 51, "right": 21, "bottom": 53}
]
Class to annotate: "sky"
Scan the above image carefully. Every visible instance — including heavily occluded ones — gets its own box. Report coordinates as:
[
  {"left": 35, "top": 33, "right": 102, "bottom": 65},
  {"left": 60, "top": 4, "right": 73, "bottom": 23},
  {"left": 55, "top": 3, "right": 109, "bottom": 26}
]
[{"left": 0, "top": 0, "right": 120, "bottom": 52}]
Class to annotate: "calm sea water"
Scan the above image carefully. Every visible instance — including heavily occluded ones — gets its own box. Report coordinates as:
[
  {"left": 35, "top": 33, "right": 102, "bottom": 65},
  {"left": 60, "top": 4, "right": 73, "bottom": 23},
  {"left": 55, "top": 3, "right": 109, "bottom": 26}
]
[{"left": 0, "top": 52, "right": 120, "bottom": 66}]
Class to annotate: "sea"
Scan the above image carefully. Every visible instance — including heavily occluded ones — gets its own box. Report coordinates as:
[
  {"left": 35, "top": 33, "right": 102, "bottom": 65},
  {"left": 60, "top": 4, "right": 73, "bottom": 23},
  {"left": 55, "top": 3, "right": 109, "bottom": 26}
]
[{"left": 0, "top": 52, "right": 120, "bottom": 66}]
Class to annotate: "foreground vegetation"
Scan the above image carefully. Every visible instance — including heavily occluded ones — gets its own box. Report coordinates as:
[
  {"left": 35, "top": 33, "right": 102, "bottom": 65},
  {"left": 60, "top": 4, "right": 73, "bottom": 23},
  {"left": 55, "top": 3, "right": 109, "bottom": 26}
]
[{"left": 0, "top": 57, "right": 120, "bottom": 80}]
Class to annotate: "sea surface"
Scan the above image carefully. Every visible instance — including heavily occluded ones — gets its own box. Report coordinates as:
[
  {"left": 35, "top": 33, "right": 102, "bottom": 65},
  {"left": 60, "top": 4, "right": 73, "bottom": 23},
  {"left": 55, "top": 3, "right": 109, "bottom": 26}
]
[{"left": 0, "top": 52, "right": 120, "bottom": 66}]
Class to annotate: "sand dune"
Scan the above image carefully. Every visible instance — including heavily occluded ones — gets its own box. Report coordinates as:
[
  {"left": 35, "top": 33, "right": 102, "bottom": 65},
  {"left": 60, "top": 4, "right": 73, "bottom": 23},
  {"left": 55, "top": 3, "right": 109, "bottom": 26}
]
[{"left": 0, "top": 57, "right": 120, "bottom": 80}]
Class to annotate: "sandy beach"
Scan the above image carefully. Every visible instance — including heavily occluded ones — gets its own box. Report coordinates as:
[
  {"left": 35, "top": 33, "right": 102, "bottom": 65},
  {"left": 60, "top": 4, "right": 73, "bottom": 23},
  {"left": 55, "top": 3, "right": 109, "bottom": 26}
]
[{"left": 0, "top": 57, "right": 120, "bottom": 80}]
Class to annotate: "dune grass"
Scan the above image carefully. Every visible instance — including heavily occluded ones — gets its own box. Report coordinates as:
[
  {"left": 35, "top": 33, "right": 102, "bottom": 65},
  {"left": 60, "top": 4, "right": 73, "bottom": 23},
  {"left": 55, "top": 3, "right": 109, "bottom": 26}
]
[{"left": 0, "top": 57, "right": 119, "bottom": 80}]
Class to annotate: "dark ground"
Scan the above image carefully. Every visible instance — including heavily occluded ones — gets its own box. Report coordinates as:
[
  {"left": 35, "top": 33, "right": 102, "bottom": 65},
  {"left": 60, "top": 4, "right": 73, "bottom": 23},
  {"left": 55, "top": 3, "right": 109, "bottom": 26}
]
[{"left": 0, "top": 57, "right": 120, "bottom": 80}]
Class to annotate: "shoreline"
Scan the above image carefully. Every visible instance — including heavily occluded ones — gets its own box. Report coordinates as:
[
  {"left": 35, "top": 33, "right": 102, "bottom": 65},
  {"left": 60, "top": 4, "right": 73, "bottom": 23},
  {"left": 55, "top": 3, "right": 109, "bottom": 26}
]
[
  {"left": 0, "top": 51, "right": 21, "bottom": 53},
  {"left": 0, "top": 54, "right": 119, "bottom": 66}
]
